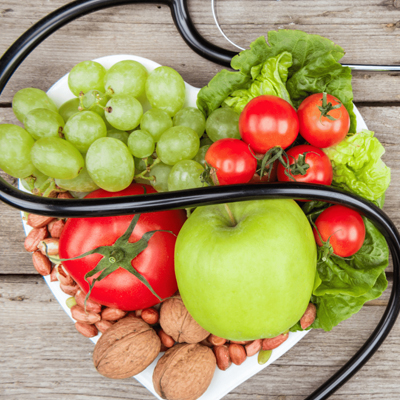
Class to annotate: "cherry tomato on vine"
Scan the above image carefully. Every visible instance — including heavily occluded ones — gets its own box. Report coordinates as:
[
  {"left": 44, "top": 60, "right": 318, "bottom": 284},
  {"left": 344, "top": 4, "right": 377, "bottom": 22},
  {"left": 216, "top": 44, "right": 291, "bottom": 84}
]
[
  {"left": 204, "top": 138, "right": 257, "bottom": 185},
  {"left": 59, "top": 184, "right": 186, "bottom": 310},
  {"left": 313, "top": 205, "right": 366, "bottom": 258},
  {"left": 297, "top": 93, "right": 350, "bottom": 148},
  {"left": 238, "top": 95, "right": 299, "bottom": 153},
  {"left": 277, "top": 144, "right": 333, "bottom": 185}
]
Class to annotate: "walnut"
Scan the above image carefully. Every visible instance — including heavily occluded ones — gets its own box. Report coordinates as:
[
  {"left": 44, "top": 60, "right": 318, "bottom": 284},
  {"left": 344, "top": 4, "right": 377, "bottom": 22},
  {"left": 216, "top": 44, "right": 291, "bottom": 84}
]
[
  {"left": 153, "top": 343, "right": 216, "bottom": 400},
  {"left": 160, "top": 297, "right": 210, "bottom": 344},
  {"left": 93, "top": 317, "right": 160, "bottom": 379}
]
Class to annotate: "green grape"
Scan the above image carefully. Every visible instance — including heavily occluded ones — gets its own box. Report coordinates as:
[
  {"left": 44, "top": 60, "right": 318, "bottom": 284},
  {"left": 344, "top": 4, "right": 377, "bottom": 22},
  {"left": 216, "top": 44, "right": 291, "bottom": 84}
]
[
  {"left": 149, "top": 162, "right": 172, "bottom": 192},
  {"left": 205, "top": 108, "right": 240, "bottom": 142},
  {"left": 21, "top": 168, "right": 49, "bottom": 193},
  {"left": 64, "top": 111, "right": 107, "bottom": 153},
  {"left": 82, "top": 90, "right": 109, "bottom": 118},
  {"left": 193, "top": 145, "right": 210, "bottom": 167},
  {"left": 59, "top": 98, "right": 80, "bottom": 122},
  {"left": 168, "top": 160, "right": 205, "bottom": 191},
  {"left": 145, "top": 66, "right": 185, "bottom": 117},
  {"left": 200, "top": 137, "right": 213, "bottom": 147},
  {"left": 0, "top": 125, "right": 36, "bottom": 178},
  {"left": 173, "top": 107, "right": 205, "bottom": 138},
  {"left": 140, "top": 108, "right": 172, "bottom": 142},
  {"left": 107, "top": 128, "right": 129, "bottom": 145},
  {"left": 128, "top": 130, "right": 155, "bottom": 158},
  {"left": 23, "top": 108, "right": 65, "bottom": 140},
  {"left": 134, "top": 156, "right": 153, "bottom": 173},
  {"left": 56, "top": 165, "right": 99, "bottom": 192},
  {"left": 68, "top": 60, "right": 106, "bottom": 96},
  {"left": 105, "top": 94, "right": 143, "bottom": 131},
  {"left": 31, "top": 137, "right": 84, "bottom": 179},
  {"left": 156, "top": 126, "right": 199, "bottom": 166},
  {"left": 104, "top": 60, "right": 148, "bottom": 97},
  {"left": 86, "top": 137, "right": 134, "bottom": 192},
  {"left": 12, "top": 88, "right": 58, "bottom": 123}
]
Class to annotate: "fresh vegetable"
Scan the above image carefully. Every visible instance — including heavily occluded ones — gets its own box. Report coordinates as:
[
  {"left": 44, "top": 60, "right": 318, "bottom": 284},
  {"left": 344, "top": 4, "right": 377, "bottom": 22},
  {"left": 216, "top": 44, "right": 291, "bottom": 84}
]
[
  {"left": 313, "top": 205, "right": 366, "bottom": 258},
  {"left": 298, "top": 93, "right": 350, "bottom": 148},
  {"left": 238, "top": 95, "right": 299, "bottom": 153},
  {"left": 323, "top": 130, "right": 391, "bottom": 202},
  {"left": 58, "top": 184, "right": 186, "bottom": 310},
  {"left": 277, "top": 144, "right": 333, "bottom": 185},
  {"left": 204, "top": 138, "right": 257, "bottom": 185},
  {"left": 175, "top": 199, "right": 317, "bottom": 340}
]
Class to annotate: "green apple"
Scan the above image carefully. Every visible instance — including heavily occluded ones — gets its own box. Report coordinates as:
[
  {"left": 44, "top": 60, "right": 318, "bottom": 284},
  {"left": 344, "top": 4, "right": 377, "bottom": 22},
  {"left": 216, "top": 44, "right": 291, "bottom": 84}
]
[{"left": 174, "top": 199, "right": 317, "bottom": 340}]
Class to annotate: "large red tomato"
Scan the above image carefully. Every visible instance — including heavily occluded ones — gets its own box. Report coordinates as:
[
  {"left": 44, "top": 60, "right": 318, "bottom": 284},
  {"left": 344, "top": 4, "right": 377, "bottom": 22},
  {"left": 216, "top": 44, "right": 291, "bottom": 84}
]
[
  {"left": 239, "top": 95, "right": 299, "bottom": 153},
  {"left": 59, "top": 184, "right": 186, "bottom": 310}
]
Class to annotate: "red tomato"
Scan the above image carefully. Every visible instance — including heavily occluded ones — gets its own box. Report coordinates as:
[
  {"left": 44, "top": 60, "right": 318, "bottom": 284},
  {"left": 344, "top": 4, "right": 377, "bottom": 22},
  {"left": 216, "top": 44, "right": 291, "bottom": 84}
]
[
  {"left": 205, "top": 138, "right": 257, "bottom": 185},
  {"left": 297, "top": 93, "right": 350, "bottom": 148},
  {"left": 238, "top": 95, "right": 299, "bottom": 153},
  {"left": 249, "top": 160, "right": 278, "bottom": 184},
  {"left": 59, "top": 184, "right": 186, "bottom": 310},
  {"left": 277, "top": 144, "right": 333, "bottom": 185},
  {"left": 313, "top": 205, "right": 366, "bottom": 257}
]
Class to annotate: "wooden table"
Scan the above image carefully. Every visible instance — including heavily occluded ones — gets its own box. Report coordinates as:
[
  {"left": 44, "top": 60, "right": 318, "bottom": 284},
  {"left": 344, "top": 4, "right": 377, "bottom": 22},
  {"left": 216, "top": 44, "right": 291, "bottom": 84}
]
[{"left": 1, "top": 1, "right": 400, "bottom": 399}]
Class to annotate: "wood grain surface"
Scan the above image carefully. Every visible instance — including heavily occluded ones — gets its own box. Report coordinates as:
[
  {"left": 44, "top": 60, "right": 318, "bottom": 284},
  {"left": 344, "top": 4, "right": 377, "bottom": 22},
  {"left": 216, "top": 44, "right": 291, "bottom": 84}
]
[{"left": 1, "top": 1, "right": 400, "bottom": 399}]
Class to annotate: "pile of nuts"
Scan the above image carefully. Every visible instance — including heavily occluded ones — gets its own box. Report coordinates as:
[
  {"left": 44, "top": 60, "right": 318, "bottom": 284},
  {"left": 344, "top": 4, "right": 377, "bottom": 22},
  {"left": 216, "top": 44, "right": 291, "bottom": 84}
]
[{"left": 24, "top": 193, "right": 317, "bottom": 400}]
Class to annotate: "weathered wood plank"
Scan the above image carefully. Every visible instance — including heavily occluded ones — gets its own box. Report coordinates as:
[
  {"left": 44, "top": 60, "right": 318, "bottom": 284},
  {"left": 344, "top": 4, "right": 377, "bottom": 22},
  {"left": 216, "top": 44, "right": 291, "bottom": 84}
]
[
  {"left": 0, "top": 1, "right": 400, "bottom": 103},
  {"left": 0, "top": 274, "right": 397, "bottom": 400}
]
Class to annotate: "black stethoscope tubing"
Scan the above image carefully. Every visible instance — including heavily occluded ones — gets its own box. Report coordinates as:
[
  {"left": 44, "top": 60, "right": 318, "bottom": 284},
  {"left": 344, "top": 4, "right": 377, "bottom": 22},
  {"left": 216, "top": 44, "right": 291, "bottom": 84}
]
[{"left": 0, "top": 1, "right": 399, "bottom": 399}]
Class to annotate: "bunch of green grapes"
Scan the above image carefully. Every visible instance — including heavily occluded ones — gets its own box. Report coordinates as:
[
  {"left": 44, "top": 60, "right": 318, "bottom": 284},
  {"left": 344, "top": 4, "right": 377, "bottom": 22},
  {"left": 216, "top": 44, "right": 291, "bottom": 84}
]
[{"left": 0, "top": 59, "right": 241, "bottom": 196}]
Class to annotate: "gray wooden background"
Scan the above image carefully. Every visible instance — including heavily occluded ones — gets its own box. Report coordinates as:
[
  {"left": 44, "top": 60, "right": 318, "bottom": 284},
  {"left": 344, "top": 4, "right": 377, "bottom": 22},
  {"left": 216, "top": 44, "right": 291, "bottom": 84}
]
[{"left": 1, "top": 1, "right": 400, "bottom": 399}]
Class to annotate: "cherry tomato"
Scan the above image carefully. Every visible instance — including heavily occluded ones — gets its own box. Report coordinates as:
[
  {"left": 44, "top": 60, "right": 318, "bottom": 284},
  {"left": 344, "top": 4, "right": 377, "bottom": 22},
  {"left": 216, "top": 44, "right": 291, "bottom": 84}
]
[
  {"left": 297, "top": 93, "right": 350, "bottom": 148},
  {"left": 238, "top": 95, "right": 299, "bottom": 153},
  {"left": 59, "top": 184, "right": 186, "bottom": 310},
  {"left": 313, "top": 205, "right": 366, "bottom": 257},
  {"left": 277, "top": 144, "right": 333, "bottom": 185},
  {"left": 205, "top": 138, "right": 257, "bottom": 185}
]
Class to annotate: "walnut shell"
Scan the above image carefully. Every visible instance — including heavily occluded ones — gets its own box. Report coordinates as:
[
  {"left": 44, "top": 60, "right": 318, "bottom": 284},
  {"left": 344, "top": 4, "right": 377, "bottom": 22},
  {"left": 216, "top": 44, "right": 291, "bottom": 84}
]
[
  {"left": 153, "top": 343, "right": 216, "bottom": 400},
  {"left": 160, "top": 297, "right": 210, "bottom": 344},
  {"left": 93, "top": 317, "right": 160, "bottom": 379}
]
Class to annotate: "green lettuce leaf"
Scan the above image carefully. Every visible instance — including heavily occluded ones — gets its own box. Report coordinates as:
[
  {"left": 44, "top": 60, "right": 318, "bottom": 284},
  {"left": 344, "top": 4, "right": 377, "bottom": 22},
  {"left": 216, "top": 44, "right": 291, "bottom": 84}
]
[
  {"left": 223, "top": 51, "right": 293, "bottom": 113},
  {"left": 324, "top": 130, "right": 391, "bottom": 201}
]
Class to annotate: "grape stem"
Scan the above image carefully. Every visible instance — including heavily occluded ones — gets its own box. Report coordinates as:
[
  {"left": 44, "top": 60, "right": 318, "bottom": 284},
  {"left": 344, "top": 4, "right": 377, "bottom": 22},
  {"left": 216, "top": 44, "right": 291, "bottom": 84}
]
[{"left": 134, "top": 157, "right": 161, "bottom": 180}]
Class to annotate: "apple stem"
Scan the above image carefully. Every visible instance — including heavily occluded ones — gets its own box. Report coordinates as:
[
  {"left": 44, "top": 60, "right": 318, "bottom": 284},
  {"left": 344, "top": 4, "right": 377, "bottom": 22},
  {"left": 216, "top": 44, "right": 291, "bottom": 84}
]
[{"left": 224, "top": 203, "right": 237, "bottom": 227}]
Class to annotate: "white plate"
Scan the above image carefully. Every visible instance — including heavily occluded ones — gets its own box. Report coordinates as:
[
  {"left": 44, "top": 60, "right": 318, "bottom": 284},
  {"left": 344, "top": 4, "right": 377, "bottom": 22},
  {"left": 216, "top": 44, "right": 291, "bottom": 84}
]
[{"left": 20, "top": 55, "right": 369, "bottom": 400}]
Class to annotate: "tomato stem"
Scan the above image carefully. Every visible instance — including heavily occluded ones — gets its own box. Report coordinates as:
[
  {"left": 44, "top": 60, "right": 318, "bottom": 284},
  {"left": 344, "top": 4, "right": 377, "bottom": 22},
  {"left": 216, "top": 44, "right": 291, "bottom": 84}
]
[{"left": 318, "top": 92, "right": 342, "bottom": 122}]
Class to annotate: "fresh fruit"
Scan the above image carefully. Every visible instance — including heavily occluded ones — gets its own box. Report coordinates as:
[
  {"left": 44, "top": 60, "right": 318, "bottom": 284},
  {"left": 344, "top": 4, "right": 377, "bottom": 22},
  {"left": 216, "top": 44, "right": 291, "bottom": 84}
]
[
  {"left": 58, "top": 98, "right": 80, "bottom": 122},
  {"left": 145, "top": 66, "right": 186, "bottom": 116},
  {"left": 298, "top": 92, "right": 350, "bottom": 148},
  {"left": 128, "top": 130, "right": 155, "bottom": 158},
  {"left": 149, "top": 162, "right": 172, "bottom": 192},
  {"left": 68, "top": 60, "right": 106, "bottom": 96},
  {"left": 107, "top": 128, "right": 129, "bottom": 144},
  {"left": 204, "top": 138, "right": 257, "bottom": 185},
  {"left": 23, "top": 108, "right": 65, "bottom": 140},
  {"left": 140, "top": 108, "right": 173, "bottom": 142},
  {"left": 313, "top": 205, "right": 366, "bottom": 257},
  {"left": 55, "top": 165, "right": 99, "bottom": 193},
  {"left": 193, "top": 145, "right": 210, "bottom": 167},
  {"left": 175, "top": 199, "right": 317, "bottom": 340},
  {"left": 277, "top": 144, "right": 333, "bottom": 185},
  {"left": 206, "top": 107, "right": 240, "bottom": 142},
  {"left": 0, "top": 124, "right": 36, "bottom": 178},
  {"left": 104, "top": 94, "right": 143, "bottom": 131},
  {"left": 173, "top": 107, "right": 206, "bottom": 138},
  {"left": 239, "top": 95, "right": 299, "bottom": 153},
  {"left": 167, "top": 160, "right": 205, "bottom": 191},
  {"left": 58, "top": 184, "right": 186, "bottom": 310}
]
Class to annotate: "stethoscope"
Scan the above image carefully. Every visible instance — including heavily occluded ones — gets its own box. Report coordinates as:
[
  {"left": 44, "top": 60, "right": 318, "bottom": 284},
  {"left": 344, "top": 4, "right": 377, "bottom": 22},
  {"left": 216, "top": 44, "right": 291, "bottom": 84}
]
[{"left": 0, "top": 1, "right": 400, "bottom": 399}]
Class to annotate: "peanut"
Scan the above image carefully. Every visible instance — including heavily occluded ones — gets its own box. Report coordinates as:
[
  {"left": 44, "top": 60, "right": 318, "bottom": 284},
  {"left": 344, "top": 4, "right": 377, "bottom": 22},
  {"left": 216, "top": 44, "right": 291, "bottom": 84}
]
[
  {"left": 75, "top": 290, "right": 102, "bottom": 314},
  {"left": 55, "top": 264, "right": 74, "bottom": 286},
  {"left": 48, "top": 219, "right": 65, "bottom": 238},
  {"left": 245, "top": 339, "right": 262, "bottom": 357},
  {"left": 71, "top": 305, "right": 101, "bottom": 324},
  {"left": 75, "top": 321, "right": 98, "bottom": 338},
  {"left": 262, "top": 333, "right": 289, "bottom": 351},
  {"left": 24, "top": 227, "right": 48, "bottom": 252},
  {"left": 95, "top": 320, "right": 114, "bottom": 334},
  {"left": 27, "top": 214, "right": 55, "bottom": 228},
  {"left": 200, "top": 339, "right": 213, "bottom": 348},
  {"left": 229, "top": 343, "right": 247, "bottom": 366},
  {"left": 37, "top": 238, "right": 59, "bottom": 256},
  {"left": 300, "top": 303, "right": 317, "bottom": 329},
  {"left": 207, "top": 334, "right": 226, "bottom": 346},
  {"left": 50, "top": 266, "right": 58, "bottom": 282},
  {"left": 230, "top": 340, "right": 251, "bottom": 345},
  {"left": 32, "top": 251, "right": 52, "bottom": 276},
  {"left": 158, "top": 329, "right": 175, "bottom": 348},
  {"left": 57, "top": 192, "right": 74, "bottom": 199},
  {"left": 213, "top": 345, "right": 232, "bottom": 371},
  {"left": 101, "top": 307, "right": 127, "bottom": 321},
  {"left": 141, "top": 308, "right": 159, "bottom": 325},
  {"left": 135, "top": 309, "right": 142, "bottom": 317},
  {"left": 60, "top": 282, "right": 78, "bottom": 296}
]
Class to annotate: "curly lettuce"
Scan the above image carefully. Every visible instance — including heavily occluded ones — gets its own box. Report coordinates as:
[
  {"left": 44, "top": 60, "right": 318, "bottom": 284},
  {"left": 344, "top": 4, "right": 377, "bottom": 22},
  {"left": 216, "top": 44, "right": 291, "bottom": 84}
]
[{"left": 324, "top": 130, "right": 391, "bottom": 202}]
